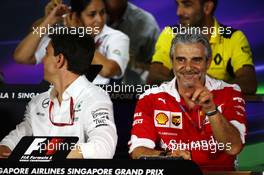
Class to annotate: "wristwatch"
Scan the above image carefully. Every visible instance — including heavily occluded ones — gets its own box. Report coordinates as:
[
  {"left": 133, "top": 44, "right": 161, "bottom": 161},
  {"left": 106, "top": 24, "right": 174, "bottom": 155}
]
[{"left": 205, "top": 106, "right": 218, "bottom": 117}]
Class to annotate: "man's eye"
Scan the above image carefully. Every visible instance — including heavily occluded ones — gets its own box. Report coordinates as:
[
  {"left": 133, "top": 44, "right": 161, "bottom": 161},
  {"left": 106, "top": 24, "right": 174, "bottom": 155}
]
[
  {"left": 176, "top": 57, "right": 185, "bottom": 63},
  {"left": 192, "top": 57, "right": 202, "bottom": 63},
  {"left": 183, "top": 2, "right": 192, "bottom": 7}
]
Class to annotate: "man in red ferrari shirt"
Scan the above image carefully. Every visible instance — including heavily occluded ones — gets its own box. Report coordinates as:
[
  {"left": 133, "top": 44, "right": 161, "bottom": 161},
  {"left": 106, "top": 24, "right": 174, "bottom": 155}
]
[{"left": 129, "top": 31, "right": 247, "bottom": 171}]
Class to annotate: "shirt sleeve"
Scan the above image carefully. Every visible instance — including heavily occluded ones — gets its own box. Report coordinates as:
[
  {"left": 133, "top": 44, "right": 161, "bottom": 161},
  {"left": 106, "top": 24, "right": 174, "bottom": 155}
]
[
  {"left": 152, "top": 27, "right": 174, "bottom": 70},
  {"left": 128, "top": 95, "right": 157, "bottom": 153},
  {"left": 105, "top": 33, "right": 130, "bottom": 79},
  {"left": 219, "top": 86, "right": 247, "bottom": 144},
  {"left": 0, "top": 100, "right": 34, "bottom": 150},
  {"left": 34, "top": 35, "right": 50, "bottom": 64},
  {"left": 79, "top": 101, "right": 117, "bottom": 159},
  {"left": 230, "top": 30, "right": 254, "bottom": 73}
]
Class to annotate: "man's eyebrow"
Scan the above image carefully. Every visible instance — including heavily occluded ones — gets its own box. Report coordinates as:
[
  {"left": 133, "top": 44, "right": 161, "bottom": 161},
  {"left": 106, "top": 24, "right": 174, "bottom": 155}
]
[
  {"left": 181, "top": 0, "right": 192, "bottom": 4},
  {"left": 192, "top": 56, "right": 203, "bottom": 60},
  {"left": 175, "top": 56, "right": 186, "bottom": 59}
]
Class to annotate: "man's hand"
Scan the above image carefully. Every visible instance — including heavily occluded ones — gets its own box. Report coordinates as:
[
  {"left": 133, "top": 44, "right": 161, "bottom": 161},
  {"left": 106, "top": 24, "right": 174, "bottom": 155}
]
[
  {"left": 166, "top": 150, "right": 191, "bottom": 160},
  {"left": 181, "top": 82, "right": 216, "bottom": 113},
  {"left": 45, "top": 0, "right": 63, "bottom": 17},
  {"left": 0, "top": 145, "right": 11, "bottom": 159},
  {"left": 42, "top": 4, "right": 69, "bottom": 26},
  {"left": 44, "top": 1, "right": 83, "bottom": 28},
  {"left": 190, "top": 86, "right": 215, "bottom": 113}
]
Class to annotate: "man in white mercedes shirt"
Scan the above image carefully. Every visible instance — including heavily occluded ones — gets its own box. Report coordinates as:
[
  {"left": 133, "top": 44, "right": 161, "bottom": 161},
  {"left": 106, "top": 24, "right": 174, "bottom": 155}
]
[{"left": 0, "top": 33, "right": 117, "bottom": 159}]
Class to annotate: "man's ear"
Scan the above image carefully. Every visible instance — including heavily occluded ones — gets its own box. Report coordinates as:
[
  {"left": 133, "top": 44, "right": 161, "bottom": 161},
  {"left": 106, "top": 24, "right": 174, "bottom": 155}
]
[
  {"left": 203, "top": 1, "right": 214, "bottom": 16},
  {"left": 55, "top": 53, "right": 65, "bottom": 69}
]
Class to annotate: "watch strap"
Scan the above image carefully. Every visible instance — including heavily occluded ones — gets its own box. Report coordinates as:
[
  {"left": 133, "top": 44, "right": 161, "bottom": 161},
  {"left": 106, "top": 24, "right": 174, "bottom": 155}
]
[{"left": 205, "top": 106, "right": 218, "bottom": 117}]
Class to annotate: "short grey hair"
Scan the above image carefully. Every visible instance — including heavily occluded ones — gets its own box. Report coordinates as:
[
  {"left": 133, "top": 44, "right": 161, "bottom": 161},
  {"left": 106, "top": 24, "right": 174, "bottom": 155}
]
[{"left": 169, "top": 32, "right": 212, "bottom": 61}]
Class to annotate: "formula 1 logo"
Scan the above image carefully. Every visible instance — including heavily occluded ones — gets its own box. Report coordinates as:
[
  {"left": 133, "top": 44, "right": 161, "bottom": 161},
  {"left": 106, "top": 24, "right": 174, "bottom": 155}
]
[{"left": 20, "top": 138, "right": 65, "bottom": 162}]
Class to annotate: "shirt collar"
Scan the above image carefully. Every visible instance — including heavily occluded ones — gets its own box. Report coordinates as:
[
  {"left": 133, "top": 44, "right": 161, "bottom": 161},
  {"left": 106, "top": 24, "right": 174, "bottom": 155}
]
[
  {"left": 210, "top": 18, "right": 221, "bottom": 44},
  {"left": 164, "top": 77, "right": 181, "bottom": 102},
  {"left": 94, "top": 25, "right": 107, "bottom": 43},
  {"left": 49, "top": 75, "right": 91, "bottom": 101},
  {"left": 204, "top": 75, "right": 224, "bottom": 91},
  {"left": 166, "top": 75, "right": 214, "bottom": 102}
]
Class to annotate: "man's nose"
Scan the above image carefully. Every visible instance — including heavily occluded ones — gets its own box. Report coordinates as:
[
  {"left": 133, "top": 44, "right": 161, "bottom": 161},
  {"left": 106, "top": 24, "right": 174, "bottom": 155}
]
[
  {"left": 177, "top": 6, "right": 184, "bottom": 17},
  {"left": 185, "top": 61, "right": 192, "bottom": 71}
]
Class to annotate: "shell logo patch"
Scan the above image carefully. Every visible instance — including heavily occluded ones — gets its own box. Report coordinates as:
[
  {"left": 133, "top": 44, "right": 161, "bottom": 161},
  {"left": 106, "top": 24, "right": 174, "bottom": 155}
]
[
  {"left": 154, "top": 110, "right": 182, "bottom": 129},
  {"left": 155, "top": 112, "right": 169, "bottom": 125}
]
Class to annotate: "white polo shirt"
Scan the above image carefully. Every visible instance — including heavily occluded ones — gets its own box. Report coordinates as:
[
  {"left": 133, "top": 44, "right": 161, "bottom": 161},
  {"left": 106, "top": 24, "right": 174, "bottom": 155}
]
[
  {"left": 93, "top": 25, "right": 129, "bottom": 84},
  {"left": 0, "top": 75, "right": 118, "bottom": 158},
  {"left": 34, "top": 25, "right": 129, "bottom": 84}
]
